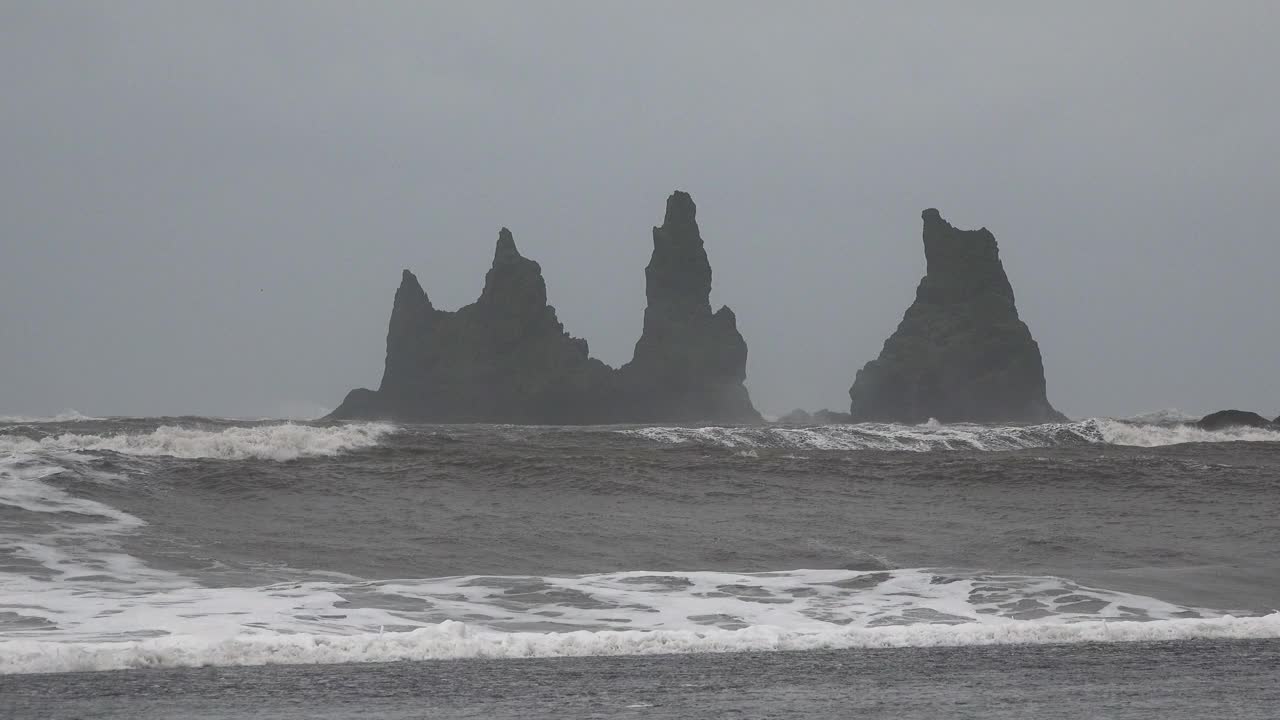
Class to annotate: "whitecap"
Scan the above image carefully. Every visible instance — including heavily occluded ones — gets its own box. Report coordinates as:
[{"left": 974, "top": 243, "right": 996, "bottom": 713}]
[
  {"left": 3, "top": 613, "right": 1276, "bottom": 675},
  {"left": 0, "top": 422, "right": 395, "bottom": 461},
  {"left": 621, "top": 418, "right": 1280, "bottom": 452}
]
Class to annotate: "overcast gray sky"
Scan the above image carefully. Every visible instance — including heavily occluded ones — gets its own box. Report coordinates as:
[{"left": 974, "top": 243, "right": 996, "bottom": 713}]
[{"left": 2, "top": 2, "right": 1277, "bottom": 420}]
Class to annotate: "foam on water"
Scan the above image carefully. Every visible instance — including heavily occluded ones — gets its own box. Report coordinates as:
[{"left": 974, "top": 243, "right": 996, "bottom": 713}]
[
  {"left": 0, "top": 455, "right": 184, "bottom": 615},
  {"left": 5, "top": 457, "right": 1261, "bottom": 674},
  {"left": 0, "top": 422, "right": 395, "bottom": 461},
  {"left": 0, "top": 465, "right": 142, "bottom": 529},
  {"left": 3, "top": 417, "right": 1277, "bottom": 676},
  {"left": 623, "top": 418, "right": 1280, "bottom": 451},
  {"left": 3, "top": 613, "right": 1277, "bottom": 675},
  {"left": 1096, "top": 420, "right": 1280, "bottom": 447},
  {"left": 1, "top": 567, "right": 1218, "bottom": 643}
]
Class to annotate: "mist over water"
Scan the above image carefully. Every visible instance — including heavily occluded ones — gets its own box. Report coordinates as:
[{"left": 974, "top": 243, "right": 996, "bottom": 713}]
[{"left": 2, "top": 415, "right": 1278, "bottom": 674}]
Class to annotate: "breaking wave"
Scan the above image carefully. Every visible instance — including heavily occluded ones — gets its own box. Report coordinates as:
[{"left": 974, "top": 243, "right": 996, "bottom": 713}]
[
  {"left": 3, "top": 613, "right": 1276, "bottom": 675},
  {"left": 6, "top": 557, "right": 1266, "bottom": 675},
  {"left": 1120, "top": 409, "right": 1202, "bottom": 425},
  {"left": 0, "top": 423, "right": 395, "bottom": 461},
  {"left": 0, "top": 410, "right": 98, "bottom": 424},
  {"left": 622, "top": 419, "right": 1280, "bottom": 451},
  {"left": 1095, "top": 420, "right": 1280, "bottom": 447}
]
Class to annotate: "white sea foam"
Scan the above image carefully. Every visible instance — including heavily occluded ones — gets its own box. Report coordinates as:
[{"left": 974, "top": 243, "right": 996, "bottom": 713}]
[
  {"left": 1095, "top": 420, "right": 1280, "bottom": 447},
  {"left": 0, "top": 455, "right": 178, "bottom": 595},
  {"left": 0, "top": 422, "right": 395, "bottom": 461},
  {"left": 0, "top": 564, "right": 1237, "bottom": 657},
  {"left": 2, "top": 613, "right": 1277, "bottom": 675},
  {"left": 623, "top": 418, "right": 1280, "bottom": 451},
  {"left": 0, "top": 460, "right": 142, "bottom": 528},
  {"left": 2, "top": 458, "right": 1274, "bottom": 675}
]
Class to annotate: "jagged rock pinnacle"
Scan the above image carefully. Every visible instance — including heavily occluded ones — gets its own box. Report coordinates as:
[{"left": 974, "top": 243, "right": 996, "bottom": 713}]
[
  {"left": 329, "top": 191, "right": 761, "bottom": 424},
  {"left": 663, "top": 190, "right": 697, "bottom": 228},
  {"left": 494, "top": 227, "right": 520, "bottom": 263},
  {"left": 621, "top": 191, "right": 760, "bottom": 422}
]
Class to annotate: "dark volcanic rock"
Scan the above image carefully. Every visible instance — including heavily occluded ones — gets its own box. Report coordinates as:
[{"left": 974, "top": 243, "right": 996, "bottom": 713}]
[
  {"left": 1196, "top": 410, "right": 1274, "bottom": 431},
  {"left": 618, "top": 192, "right": 761, "bottom": 423},
  {"left": 332, "top": 229, "right": 614, "bottom": 423},
  {"left": 330, "top": 193, "right": 760, "bottom": 424},
  {"left": 848, "top": 209, "right": 1066, "bottom": 424}
]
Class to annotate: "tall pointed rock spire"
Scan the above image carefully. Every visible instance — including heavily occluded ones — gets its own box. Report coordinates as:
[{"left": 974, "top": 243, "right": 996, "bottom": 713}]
[{"left": 621, "top": 191, "right": 760, "bottom": 423}]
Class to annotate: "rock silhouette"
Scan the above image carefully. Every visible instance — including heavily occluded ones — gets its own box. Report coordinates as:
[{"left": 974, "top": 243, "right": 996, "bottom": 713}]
[
  {"left": 330, "top": 193, "right": 759, "bottom": 424},
  {"left": 848, "top": 209, "right": 1066, "bottom": 424},
  {"left": 332, "top": 229, "right": 614, "bottom": 423},
  {"left": 776, "top": 408, "right": 854, "bottom": 425},
  {"left": 616, "top": 192, "right": 760, "bottom": 423},
  {"left": 1196, "top": 410, "right": 1274, "bottom": 431}
]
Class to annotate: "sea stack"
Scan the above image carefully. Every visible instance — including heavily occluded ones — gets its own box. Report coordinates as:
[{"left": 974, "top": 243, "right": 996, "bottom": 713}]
[
  {"left": 330, "top": 228, "right": 615, "bottom": 423},
  {"left": 329, "top": 192, "right": 760, "bottom": 424},
  {"left": 847, "top": 209, "right": 1066, "bottom": 424},
  {"left": 618, "top": 192, "right": 761, "bottom": 423}
]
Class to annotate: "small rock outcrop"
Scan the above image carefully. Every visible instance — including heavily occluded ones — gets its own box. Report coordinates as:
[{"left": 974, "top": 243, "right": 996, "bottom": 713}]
[
  {"left": 776, "top": 408, "right": 854, "bottom": 424},
  {"left": 848, "top": 209, "right": 1066, "bottom": 424},
  {"left": 1196, "top": 410, "right": 1274, "bottom": 431},
  {"left": 777, "top": 409, "right": 813, "bottom": 424},
  {"left": 330, "top": 193, "right": 760, "bottom": 424}
]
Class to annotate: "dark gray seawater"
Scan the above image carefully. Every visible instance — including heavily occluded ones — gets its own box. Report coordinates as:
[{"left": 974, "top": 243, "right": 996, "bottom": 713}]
[
  {"left": 2, "top": 414, "right": 1279, "bottom": 715},
  {"left": 6, "top": 640, "right": 1279, "bottom": 719}
]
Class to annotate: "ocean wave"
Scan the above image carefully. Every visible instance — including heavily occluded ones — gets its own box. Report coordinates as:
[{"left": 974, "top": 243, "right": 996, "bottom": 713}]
[
  {"left": 0, "top": 423, "right": 395, "bottom": 461},
  {"left": 3, "top": 613, "right": 1276, "bottom": 675},
  {"left": 1119, "top": 409, "right": 1202, "bottom": 425},
  {"left": 622, "top": 419, "right": 1280, "bottom": 451},
  {"left": 0, "top": 457, "right": 143, "bottom": 528},
  {"left": 0, "top": 410, "right": 98, "bottom": 424},
  {"left": 623, "top": 421, "right": 1098, "bottom": 451},
  {"left": 0, "top": 565, "right": 1227, "bottom": 655},
  {"left": 1096, "top": 421, "right": 1280, "bottom": 447}
]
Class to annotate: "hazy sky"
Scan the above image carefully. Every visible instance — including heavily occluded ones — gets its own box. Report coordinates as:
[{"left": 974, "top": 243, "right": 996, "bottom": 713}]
[{"left": 3, "top": 2, "right": 1278, "bottom": 420}]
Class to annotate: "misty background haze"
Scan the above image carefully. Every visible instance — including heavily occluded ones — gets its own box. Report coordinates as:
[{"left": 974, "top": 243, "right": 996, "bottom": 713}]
[{"left": 2, "top": 2, "right": 1277, "bottom": 420}]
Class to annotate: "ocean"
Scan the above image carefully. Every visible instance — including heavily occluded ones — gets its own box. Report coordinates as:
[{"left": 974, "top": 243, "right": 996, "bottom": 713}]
[{"left": 2, "top": 413, "right": 1278, "bottom": 717}]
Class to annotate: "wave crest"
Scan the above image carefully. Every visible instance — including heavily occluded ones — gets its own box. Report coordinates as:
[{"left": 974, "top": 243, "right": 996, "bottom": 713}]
[
  {"left": 624, "top": 421, "right": 1094, "bottom": 451},
  {"left": 622, "top": 419, "right": 1280, "bottom": 451},
  {"left": 0, "top": 423, "right": 395, "bottom": 461},
  {"left": 3, "top": 613, "right": 1276, "bottom": 675},
  {"left": 622, "top": 421, "right": 1097, "bottom": 451},
  {"left": 1096, "top": 420, "right": 1280, "bottom": 447}
]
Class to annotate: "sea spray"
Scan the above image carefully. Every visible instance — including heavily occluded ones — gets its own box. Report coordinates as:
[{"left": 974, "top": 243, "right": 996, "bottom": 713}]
[{"left": 0, "top": 422, "right": 396, "bottom": 461}]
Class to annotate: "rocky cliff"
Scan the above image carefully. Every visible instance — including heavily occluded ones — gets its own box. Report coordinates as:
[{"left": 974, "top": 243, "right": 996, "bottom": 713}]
[
  {"left": 330, "top": 193, "right": 760, "bottom": 424},
  {"left": 847, "top": 209, "right": 1066, "bottom": 424}
]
